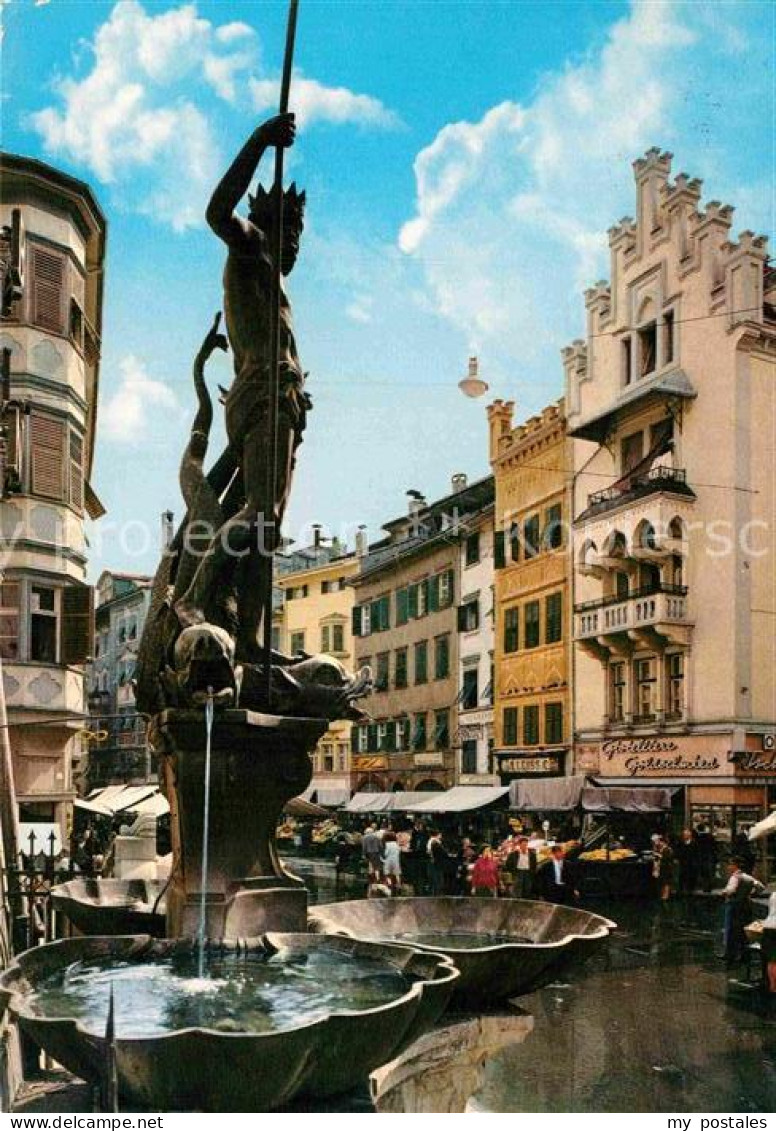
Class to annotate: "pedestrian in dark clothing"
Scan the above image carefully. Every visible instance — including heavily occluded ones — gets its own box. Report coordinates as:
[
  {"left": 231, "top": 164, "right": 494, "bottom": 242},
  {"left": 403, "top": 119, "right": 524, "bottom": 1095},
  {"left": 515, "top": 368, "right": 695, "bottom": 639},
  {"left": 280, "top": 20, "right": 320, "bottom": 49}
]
[
  {"left": 652, "top": 836, "right": 676, "bottom": 901},
  {"left": 505, "top": 836, "right": 537, "bottom": 899},
  {"left": 427, "top": 830, "right": 448, "bottom": 896},
  {"left": 694, "top": 824, "right": 717, "bottom": 892},
  {"left": 732, "top": 831, "right": 755, "bottom": 875},
  {"left": 537, "top": 845, "right": 579, "bottom": 905},
  {"left": 676, "top": 828, "right": 699, "bottom": 895}
]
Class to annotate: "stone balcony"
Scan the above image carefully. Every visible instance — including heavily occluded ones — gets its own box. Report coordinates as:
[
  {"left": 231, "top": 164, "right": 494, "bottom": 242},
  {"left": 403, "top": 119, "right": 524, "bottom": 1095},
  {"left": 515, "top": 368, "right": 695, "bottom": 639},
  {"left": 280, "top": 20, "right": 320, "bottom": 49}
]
[
  {"left": 575, "top": 585, "right": 692, "bottom": 656},
  {"left": 3, "top": 661, "right": 86, "bottom": 717}
]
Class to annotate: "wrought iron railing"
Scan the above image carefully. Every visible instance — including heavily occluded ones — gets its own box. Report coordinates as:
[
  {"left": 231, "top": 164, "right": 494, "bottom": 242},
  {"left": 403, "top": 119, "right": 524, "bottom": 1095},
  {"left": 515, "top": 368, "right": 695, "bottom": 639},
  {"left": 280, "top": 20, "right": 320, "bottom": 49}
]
[
  {"left": 575, "top": 582, "right": 688, "bottom": 614},
  {"left": 587, "top": 466, "right": 688, "bottom": 510}
]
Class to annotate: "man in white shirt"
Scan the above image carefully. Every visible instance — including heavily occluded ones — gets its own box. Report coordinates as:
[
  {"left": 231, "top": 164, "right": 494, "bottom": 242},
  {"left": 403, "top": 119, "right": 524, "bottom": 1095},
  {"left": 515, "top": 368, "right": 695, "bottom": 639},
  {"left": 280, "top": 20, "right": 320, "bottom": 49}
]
[
  {"left": 722, "top": 857, "right": 765, "bottom": 965},
  {"left": 538, "top": 844, "right": 579, "bottom": 905}
]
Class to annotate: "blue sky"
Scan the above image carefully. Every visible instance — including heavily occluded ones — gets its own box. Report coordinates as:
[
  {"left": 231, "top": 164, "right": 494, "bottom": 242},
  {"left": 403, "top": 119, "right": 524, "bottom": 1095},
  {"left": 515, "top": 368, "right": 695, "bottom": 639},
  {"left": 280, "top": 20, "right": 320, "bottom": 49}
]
[{"left": 1, "top": 0, "right": 773, "bottom": 576}]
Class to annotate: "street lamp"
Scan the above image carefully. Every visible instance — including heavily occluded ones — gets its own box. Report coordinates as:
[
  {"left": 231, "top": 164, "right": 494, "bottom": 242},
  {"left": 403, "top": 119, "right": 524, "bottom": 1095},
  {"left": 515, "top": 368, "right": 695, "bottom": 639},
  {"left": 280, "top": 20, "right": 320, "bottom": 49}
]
[{"left": 458, "top": 356, "right": 489, "bottom": 399}]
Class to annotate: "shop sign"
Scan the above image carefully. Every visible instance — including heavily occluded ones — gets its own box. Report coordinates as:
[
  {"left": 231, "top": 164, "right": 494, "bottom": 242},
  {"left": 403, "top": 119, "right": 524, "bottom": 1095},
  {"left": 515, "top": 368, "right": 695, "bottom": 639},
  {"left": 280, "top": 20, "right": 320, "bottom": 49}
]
[
  {"left": 575, "top": 744, "right": 600, "bottom": 773},
  {"left": 599, "top": 736, "right": 723, "bottom": 778},
  {"left": 497, "top": 752, "right": 563, "bottom": 777},
  {"left": 731, "top": 750, "right": 776, "bottom": 774},
  {"left": 414, "top": 751, "right": 444, "bottom": 767},
  {"left": 352, "top": 756, "right": 388, "bottom": 771}
]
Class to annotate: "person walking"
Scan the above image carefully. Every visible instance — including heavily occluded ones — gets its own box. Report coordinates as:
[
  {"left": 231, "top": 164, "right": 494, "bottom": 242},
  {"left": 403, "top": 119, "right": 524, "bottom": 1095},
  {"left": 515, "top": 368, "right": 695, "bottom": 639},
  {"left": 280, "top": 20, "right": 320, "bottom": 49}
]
[
  {"left": 505, "top": 835, "right": 537, "bottom": 899},
  {"left": 722, "top": 857, "right": 766, "bottom": 966},
  {"left": 361, "top": 824, "right": 384, "bottom": 885},
  {"left": 382, "top": 831, "right": 402, "bottom": 896},
  {"left": 537, "top": 844, "right": 579, "bottom": 905},
  {"left": 427, "top": 830, "right": 449, "bottom": 896},
  {"left": 471, "top": 845, "right": 500, "bottom": 898},
  {"left": 694, "top": 823, "right": 717, "bottom": 892},
  {"left": 652, "top": 835, "right": 676, "bottom": 901},
  {"left": 675, "top": 828, "right": 699, "bottom": 896}
]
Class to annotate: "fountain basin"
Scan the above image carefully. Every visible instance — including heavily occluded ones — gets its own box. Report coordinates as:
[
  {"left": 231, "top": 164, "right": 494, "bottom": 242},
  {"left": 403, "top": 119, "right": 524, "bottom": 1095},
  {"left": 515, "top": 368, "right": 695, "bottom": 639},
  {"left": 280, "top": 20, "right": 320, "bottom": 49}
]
[
  {"left": 309, "top": 897, "right": 616, "bottom": 1007},
  {"left": 0, "top": 932, "right": 458, "bottom": 1111},
  {"left": 50, "top": 879, "right": 167, "bottom": 937}
]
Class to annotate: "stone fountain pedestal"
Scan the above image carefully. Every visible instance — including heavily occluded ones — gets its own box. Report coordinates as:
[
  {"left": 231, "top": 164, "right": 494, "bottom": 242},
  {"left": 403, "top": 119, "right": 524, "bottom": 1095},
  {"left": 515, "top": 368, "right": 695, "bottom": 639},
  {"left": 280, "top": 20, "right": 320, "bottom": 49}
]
[{"left": 151, "top": 708, "right": 327, "bottom": 939}]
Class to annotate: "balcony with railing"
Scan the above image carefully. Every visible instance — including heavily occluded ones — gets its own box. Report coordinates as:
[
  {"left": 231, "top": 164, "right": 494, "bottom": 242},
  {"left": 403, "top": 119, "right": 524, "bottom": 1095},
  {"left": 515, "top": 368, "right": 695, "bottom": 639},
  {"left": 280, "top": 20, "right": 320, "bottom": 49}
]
[
  {"left": 583, "top": 466, "right": 694, "bottom": 519},
  {"left": 575, "top": 584, "right": 691, "bottom": 647}
]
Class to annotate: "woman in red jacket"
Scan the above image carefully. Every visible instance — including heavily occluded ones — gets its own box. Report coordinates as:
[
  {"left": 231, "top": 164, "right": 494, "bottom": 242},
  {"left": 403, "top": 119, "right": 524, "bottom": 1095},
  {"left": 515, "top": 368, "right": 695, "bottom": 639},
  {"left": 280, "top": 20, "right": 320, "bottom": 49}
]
[{"left": 471, "top": 845, "right": 500, "bottom": 897}]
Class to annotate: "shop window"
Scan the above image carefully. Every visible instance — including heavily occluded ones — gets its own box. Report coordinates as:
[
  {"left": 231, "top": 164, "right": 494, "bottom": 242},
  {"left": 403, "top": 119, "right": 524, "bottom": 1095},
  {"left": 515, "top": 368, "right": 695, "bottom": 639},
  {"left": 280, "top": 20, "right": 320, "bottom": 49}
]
[
  {"left": 666, "top": 653, "right": 684, "bottom": 720},
  {"left": 461, "top": 740, "right": 477, "bottom": 775},
  {"left": 503, "top": 607, "right": 519, "bottom": 653},
  {"left": 503, "top": 707, "right": 518, "bottom": 746},
  {"left": 610, "top": 662, "right": 626, "bottom": 723},
  {"left": 524, "top": 601, "right": 540, "bottom": 649},
  {"left": 461, "top": 668, "right": 479, "bottom": 710},
  {"left": 290, "top": 630, "right": 305, "bottom": 654},
  {"left": 523, "top": 514, "right": 540, "bottom": 559},
  {"left": 394, "top": 647, "right": 408, "bottom": 689},
  {"left": 635, "top": 656, "right": 657, "bottom": 722},
  {"left": 523, "top": 705, "right": 540, "bottom": 746},
  {"left": 375, "top": 652, "right": 389, "bottom": 691},
  {"left": 545, "top": 592, "right": 562, "bottom": 644},
  {"left": 434, "top": 634, "right": 450, "bottom": 680},
  {"left": 545, "top": 702, "right": 564, "bottom": 745},
  {"left": 412, "top": 712, "right": 427, "bottom": 751},
  {"left": 414, "top": 640, "right": 428, "bottom": 685},
  {"left": 434, "top": 709, "right": 449, "bottom": 750},
  {"left": 0, "top": 582, "right": 20, "bottom": 660},
  {"left": 465, "top": 532, "right": 480, "bottom": 567},
  {"left": 30, "top": 585, "right": 58, "bottom": 663},
  {"left": 458, "top": 598, "right": 479, "bottom": 633},
  {"left": 638, "top": 321, "right": 657, "bottom": 377}
]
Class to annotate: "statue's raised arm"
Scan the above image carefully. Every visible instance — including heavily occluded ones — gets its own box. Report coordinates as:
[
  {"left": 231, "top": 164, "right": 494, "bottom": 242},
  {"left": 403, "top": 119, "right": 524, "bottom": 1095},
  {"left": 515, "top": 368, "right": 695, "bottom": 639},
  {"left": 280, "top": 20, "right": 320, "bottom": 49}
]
[{"left": 205, "top": 114, "right": 297, "bottom": 248}]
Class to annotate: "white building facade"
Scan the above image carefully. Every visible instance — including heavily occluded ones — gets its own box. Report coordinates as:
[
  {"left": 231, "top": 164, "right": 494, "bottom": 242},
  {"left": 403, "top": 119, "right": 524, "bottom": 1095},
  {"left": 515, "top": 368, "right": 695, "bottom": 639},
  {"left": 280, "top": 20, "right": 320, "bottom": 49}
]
[{"left": 455, "top": 505, "right": 497, "bottom": 784}]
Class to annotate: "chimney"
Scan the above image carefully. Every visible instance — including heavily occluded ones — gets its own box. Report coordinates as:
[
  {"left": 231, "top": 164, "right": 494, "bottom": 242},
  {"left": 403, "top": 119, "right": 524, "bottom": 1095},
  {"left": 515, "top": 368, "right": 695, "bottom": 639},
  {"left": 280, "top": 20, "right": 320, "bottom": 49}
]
[
  {"left": 331, "top": 535, "right": 343, "bottom": 557},
  {"left": 451, "top": 473, "right": 468, "bottom": 493},
  {"left": 407, "top": 489, "right": 426, "bottom": 521},
  {"left": 312, "top": 523, "right": 322, "bottom": 550},
  {"left": 355, "top": 525, "right": 368, "bottom": 558},
  {"left": 161, "top": 510, "right": 174, "bottom": 550}
]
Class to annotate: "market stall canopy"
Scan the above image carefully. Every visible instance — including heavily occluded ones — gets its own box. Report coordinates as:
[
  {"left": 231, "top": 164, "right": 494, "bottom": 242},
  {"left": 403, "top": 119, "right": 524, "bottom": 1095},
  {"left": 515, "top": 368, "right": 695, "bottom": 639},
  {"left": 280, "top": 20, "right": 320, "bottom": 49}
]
[
  {"left": 748, "top": 810, "right": 776, "bottom": 841},
  {"left": 408, "top": 786, "right": 510, "bottom": 813},
  {"left": 83, "top": 785, "right": 169, "bottom": 819},
  {"left": 581, "top": 786, "right": 674, "bottom": 813},
  {"left": 285, "top": 797, "right": 329, "bottom": 819},
  {"left": 345, "top": 792, "right": 431, "bottom": 814},
  {"left": 510, "top": 776, "right": 586, "bottom": 812},
  {"left": 314, "top": 788, "right": 350, "bottom": 808}
]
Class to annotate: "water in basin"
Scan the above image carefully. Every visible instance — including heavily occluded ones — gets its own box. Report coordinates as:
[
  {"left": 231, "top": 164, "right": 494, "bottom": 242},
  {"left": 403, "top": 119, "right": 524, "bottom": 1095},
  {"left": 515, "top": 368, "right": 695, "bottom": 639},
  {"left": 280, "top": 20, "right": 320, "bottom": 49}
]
[
  {"left": 26, "top": 949, "right": 415, "bottom": 1037},
  {"left": 384, "top": 931, "right": 532, "bottom": 950}
]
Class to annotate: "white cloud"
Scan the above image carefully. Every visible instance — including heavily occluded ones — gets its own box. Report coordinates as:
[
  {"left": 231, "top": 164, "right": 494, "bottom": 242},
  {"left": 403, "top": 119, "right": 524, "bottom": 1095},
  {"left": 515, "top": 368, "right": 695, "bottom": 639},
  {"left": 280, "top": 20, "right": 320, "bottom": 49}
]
[
  {"left": 101, "top": 355, "right": 178, "bottom": 443},
  {"left": 30, "top": 0, "right": 259, "bottom": 229},
  {"left": 249, "top": 73, "right": 398, "bottom": 129},
  {"left": 398, "top": 0, "right": 772, "bottom": 391}
]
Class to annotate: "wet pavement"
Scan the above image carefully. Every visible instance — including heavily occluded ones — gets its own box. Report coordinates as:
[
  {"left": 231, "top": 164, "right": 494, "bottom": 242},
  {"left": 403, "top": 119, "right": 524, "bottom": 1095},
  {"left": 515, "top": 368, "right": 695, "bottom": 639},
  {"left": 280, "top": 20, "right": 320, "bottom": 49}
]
[{"left": 476, "top": 896, "right": 776, "bottom": 1113}]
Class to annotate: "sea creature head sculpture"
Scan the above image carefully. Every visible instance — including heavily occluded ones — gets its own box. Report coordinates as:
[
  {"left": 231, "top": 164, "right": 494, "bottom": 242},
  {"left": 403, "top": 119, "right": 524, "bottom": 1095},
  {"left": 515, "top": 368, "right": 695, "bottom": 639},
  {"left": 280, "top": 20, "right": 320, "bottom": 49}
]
[{"left": 162, "top": 623, "right": 243, "bottom": 707}]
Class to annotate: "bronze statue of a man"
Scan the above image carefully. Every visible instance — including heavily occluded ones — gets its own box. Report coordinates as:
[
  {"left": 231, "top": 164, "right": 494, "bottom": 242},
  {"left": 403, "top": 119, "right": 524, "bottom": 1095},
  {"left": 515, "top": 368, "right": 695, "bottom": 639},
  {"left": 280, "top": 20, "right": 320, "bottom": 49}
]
[{"left": 175, "top": 113, "right": 310, "bottom": 662}]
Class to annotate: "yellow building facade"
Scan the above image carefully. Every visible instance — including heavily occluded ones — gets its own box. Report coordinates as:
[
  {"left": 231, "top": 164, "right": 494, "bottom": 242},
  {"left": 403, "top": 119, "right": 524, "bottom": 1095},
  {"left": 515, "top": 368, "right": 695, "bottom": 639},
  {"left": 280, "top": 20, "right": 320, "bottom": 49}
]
[
  {"left": 488, "top": 400, "right": 572, "bottom": 787},
  {"left": 275, "top": 550, "right": 360, "bottom": 805}
]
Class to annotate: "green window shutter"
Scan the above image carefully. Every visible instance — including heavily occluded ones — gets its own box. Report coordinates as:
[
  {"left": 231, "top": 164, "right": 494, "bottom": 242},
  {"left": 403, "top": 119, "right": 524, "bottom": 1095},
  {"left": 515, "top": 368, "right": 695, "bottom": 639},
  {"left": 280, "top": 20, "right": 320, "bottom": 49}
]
[
  {"left": 525, "top": 601, "right": 540, "bottom": 649},
  {"left": 504, "top": 608, "right": 519, "bottom": 653},
  {"left": 494, "top": 530, "right": 506, "bottom": 569},
  {"left": 382, "top": 594, "right": 391, "bottom": 630},
  {"left": 386, "top": 721, "right": 397, "bottom": 752},
  {"left": 421, "top": 577, "right": 431, "bottom": 615},
  {"left": 503, "top": 707, "right": 518, "bottom": 746},
  {"left": 408, "top": 584, "right": 419, "bottom": 619},
  {"left": 352, "top": 606, "right": 362, "bottom": 637},
  {"left": 428, "top": 574, "right": 439, "bottom": 613},
  {"left": 397, "top": 587, "right": 409, "bottom": 625}
]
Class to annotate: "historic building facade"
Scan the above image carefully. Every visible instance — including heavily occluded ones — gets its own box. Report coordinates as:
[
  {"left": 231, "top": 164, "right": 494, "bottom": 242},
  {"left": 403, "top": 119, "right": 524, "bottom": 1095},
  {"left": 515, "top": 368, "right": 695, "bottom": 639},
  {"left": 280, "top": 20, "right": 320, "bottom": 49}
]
[
  {"left": 455, "top": 501, "right": 497, "bottom": 784},
  {"left": 488, "top": 400, "right": 572, "bottom": 788},
  {"left": 84, "top": 571, "right": 153, "bottom": 792},
  {"left": 567, "top": 148, "right": 775, "bottom": 849},
  {"left": 0, "top": 153, "right": 105, "bottom": 839},
  {"left": 274, "top": 542, "right": 359, "bottom": 805},
  {"left": 351, "top": 477, "right": 494, "bottom": 793}
]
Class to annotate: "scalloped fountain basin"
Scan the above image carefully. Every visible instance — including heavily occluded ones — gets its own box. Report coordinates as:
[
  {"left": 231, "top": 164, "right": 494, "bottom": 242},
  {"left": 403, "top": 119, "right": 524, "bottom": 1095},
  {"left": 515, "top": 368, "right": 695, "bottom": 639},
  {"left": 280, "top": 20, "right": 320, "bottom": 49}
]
[
  {"left": 309, "top": 897, "right": 617, "bottom": 1007},
  {"left": 0, "top": 933, "right": 458, "bottom": 1111},
  {"left": 50, "top": 879, "right": 166, "bottom": 937}
]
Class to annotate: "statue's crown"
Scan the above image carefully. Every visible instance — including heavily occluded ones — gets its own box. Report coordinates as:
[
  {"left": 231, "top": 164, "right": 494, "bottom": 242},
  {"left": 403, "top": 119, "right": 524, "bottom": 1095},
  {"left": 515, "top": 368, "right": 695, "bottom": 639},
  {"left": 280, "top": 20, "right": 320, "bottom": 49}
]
[{"left": 248, "top": 181, "right": 306, "bottom": 223}]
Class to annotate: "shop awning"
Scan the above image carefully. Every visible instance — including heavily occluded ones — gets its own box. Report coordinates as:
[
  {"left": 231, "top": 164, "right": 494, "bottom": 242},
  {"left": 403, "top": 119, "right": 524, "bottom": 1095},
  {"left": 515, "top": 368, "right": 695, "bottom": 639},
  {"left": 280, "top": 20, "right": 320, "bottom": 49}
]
[
  {"left": 408, "top": 786, "right": 510, "bottom": 813},
  {"left": 314, "top": 788, "right": 350, "bottom": 808},
  {"left": 83, "top": 785, "right": 168, "bottom": 818},
  {"left": 286, "top": 797, "right": 329, "bottom": 819},
  {"left": 510, "top": 775, "right": 586, "bottom": 812},
  {"left": 345, "top": 792, "right": 432, "bottom": 814},
  {"left": 581, "top": 786, "right": 674, "bottom": 813}
]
